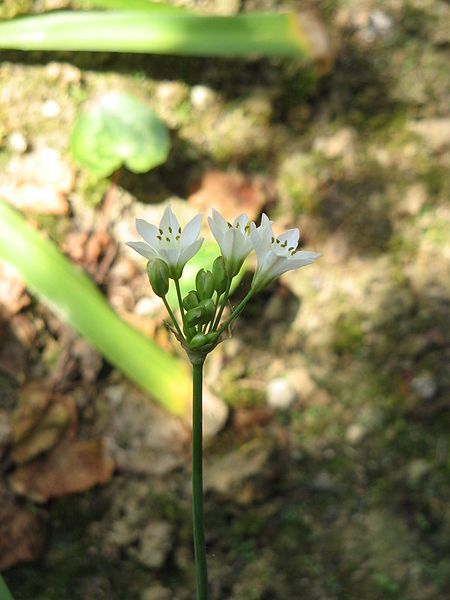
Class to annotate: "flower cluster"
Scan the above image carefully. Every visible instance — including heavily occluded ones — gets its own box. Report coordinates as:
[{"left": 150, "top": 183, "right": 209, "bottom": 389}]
[{"left": 127, "top": 205, "right": 319, "bottom": 358}]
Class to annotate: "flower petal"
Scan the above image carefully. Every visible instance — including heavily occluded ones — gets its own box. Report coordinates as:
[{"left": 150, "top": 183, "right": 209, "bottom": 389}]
[
  {"left": 136, "top": 218, "right": 159, "bottom": 245},
  {"left": 210, "top": 208, "right": 229, "bottom": 234},
  {"left": 178, "top": 238, "right": 204, "bottom": 267},
  {"left": 181, "top": 213, "right": 202, "bottom": 245},
  {"left": 158, "top": 247, "right": 180, "bottom": 267},
  {"left": 220, "top": 227, "right": 236, "bottom": 261},
  {"left": 233, "top": 213, "right": 249, "bottom": 229},
  {"left": 160, "top": 205, "right": 180, "bottom": 234},
  {"left": 208, "top": 215, "right": 225, "bottom": 246},
  {"left": 277, "top": 228, "right": 300, "bottom": 249},
  {"left": 125, "top": 241, "right": 158, "bottom": 260}
]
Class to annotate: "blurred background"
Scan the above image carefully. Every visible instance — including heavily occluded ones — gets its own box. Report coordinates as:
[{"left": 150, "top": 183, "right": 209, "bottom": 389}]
[{"left": 0, "top": 1, "right": 449, "bottom": 599}]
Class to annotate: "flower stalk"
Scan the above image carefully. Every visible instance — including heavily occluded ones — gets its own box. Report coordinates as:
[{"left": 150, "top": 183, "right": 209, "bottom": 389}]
[
  {"left": 126, "top": 204, "right": 319, "bottom": 597},
  {"left": 192, "top": 359, "right": 208, "bottom": 599}
]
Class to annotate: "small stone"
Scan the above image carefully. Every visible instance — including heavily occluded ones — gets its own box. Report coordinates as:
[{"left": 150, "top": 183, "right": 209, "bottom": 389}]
[
  {"left": 136, "top": 521, "right": 173, "bottom": 569},
  {"left": 407, "top": 459, "right": 431, "bottom": 483},
  {"left": 141, "top": 586, "right": 172, "bottom": 600},
  {"left": 313, "top": 127, "right": 357, "bottom": 161},
  {"left": 411, "top": 373, "right": 437, "bottom": 400},
  {"left": 41, "top": 99, "right": 61, "bottom": 118},
  {"left": 408, "top": 119, "right": 450, "bottom": 153},
  {"left": 190, "top": 85, "right": 217, "bottom": 110},
  {"left": 202, "top": 389, "right": 229, "bottom": 437},
  {"left": 134, "top": 296, "right": 163, "bottom": 316},
  {"left": 368, "top": 10, "right": 394, "bottom": 37},
  {"left": 156, "top": 81, "right": 187, "bottom": 107},
  {"left": 7, "top": 132, "right": 28, "bottom": 154},
  {"left": 266, "top": 378, "right": 297, "bottom": 410},
  {"left": 397, "top": 183, "right": 427, "bottom": 216},
  {"left": 346, "top": 423, "right": 366, "bottom": 444},
  {"left": 312, "top": 470, "right": 335, "bottom": 492}
]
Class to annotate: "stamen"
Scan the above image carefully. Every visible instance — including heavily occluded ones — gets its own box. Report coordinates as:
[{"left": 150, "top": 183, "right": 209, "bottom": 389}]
[
  {"left": 168, "top": 227, "right": 172, "bottom": 234},
  {"left": 157, "top": 235, "right": 162, "bottom": 241},
  {"left": 178, "top": 227, "right": 182, "bottom": 234},
  {"left": 176, "top": 235, "right": 180, "bottom": 240},
  {"left": 271, "top": 236, "right": 274, "bottom": 243},
  {"left": 166, "top": 237, "right": 171, "bottom": 242},
  {"left": 159, "top": 228, "right": 163, "bottom": 235},
  {"left": 288, "top": 247, "right": 294, "bottom": 252},
  {"left": 227, "top": 222, "right": 232, "bottom": 228},
  {"left": 281, "top": 241, "right": 287, "bottom": 248}
]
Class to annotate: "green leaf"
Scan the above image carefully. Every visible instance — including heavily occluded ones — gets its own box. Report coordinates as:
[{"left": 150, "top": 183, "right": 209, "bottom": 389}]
[
  {"left": 0, "top": 11, "right": 314, "bottom": 59},
  {"left": 70, "top": 91, "right": 170, "bottom": 177},
  {"left": 0, "top": 200, "right": 190, "bottom": 416},
  {"left": 79, "top": 0, "right": 187, "bottom": 12}
]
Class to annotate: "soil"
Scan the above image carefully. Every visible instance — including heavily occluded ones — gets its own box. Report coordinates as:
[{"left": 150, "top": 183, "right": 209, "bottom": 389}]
[{"left": 1, "top": 0, "right": 449, "bottom": 599}]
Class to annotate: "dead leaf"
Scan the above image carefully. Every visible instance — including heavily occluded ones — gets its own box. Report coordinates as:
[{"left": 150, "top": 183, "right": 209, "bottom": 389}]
[
  {"left": 188, "top": 170, "right": 266, "bottom": 221},
  {"left": 0, "top": 499, "right": 47, "bottom": 571},
  {"left": 10, "top": 384, "right": 77, "bottom": 464},
  {"left": 10, "top": 438, "right": 115, "bottom": 502}
]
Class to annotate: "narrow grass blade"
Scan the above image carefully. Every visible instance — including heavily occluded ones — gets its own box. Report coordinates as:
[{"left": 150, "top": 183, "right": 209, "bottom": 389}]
[
  {"left": 0, "top": 10, "right": 313, "bottom": 58},
  {"left": 0, "top": 200, "right": 191, "bottom": 416},
  {"left": 0, "top": 576, "right": 14, "bottom": 600},
  {"left": 79, "top": 0, "right": 187, "bottom": 12}
]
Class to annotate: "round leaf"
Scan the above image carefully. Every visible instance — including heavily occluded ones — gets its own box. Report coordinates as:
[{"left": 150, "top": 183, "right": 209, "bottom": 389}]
[{"left": 70, "top": 91, "right": 170, "bottom": 177}]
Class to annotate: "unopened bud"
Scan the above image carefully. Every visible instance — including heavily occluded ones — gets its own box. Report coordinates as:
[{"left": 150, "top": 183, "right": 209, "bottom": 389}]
[
  {"left": 147, "top": 259, "right": 169, "bottom": 298},
  {"left": 196, "top": 269, "right": 215, "bottom": 300},
  {"left": 185, "top": 306, "right": 204, "bottom": 327},
  {"left": 212, "top": 256, "right": 227, "bottom": 295},
  {"left": 198, "top": 298, "right": 215, "bottom": 323},
  {"left": 189, "top": 332, "right": 217, "bottom": 350},
  {"left": 183, "top": 290, "right": 200, "bottom": 311}
]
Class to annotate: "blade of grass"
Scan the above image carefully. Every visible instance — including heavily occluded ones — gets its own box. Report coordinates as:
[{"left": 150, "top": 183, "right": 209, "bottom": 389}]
[
  {"left": 0, "top": 200, "right": 191, "bottom": 416},
  {"left": 78, "top": 0, "right": 187, "bottom": 12},
  {"left": 0, "top": 10, "right": 312, "bottom": 58},
  {"left": 0, "top": 575, "right": 14, "bottom": 600}
]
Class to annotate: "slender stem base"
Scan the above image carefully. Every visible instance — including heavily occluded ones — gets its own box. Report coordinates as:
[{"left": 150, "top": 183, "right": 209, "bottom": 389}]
[{"left": 192, "top": 360, "right": 209, "bottom": 599}]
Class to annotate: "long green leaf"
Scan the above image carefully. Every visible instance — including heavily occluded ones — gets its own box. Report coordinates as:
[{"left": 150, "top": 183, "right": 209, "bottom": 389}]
[
  {"left": 0, "top": 10, "right": 311, "bottom": 58},
  {"left": 78, "top": 0, "right": 187, "bottom": 12},
  {"left": 0, "top": 575, "right": 14, "bottom": 600},
  {"left": 0, "top": 200, "right": 191, "bottom": 416}
]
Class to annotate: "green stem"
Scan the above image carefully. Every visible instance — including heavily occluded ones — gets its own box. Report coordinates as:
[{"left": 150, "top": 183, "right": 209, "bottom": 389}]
[
  {"left": 0, "top": 575, "right": 14, "bottom": 600},
  {"left": 212, "top": 279, "right": 232, "bottom": 331},
  {"left": 213, "top": 289, "right": 254, "bottom": 341},
  {"left": 174, "top": 278, "right": 186, "bottom": 326},
  {"left": 162, "top": 295, "right": 184, "bottom": 340},
  {"left": 192, "top": 360, "right": 208, "bottom": 600}
]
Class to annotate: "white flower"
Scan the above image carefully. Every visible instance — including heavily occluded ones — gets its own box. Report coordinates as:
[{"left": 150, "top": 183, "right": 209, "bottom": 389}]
[
  {"left": 208, "top": 209, "right": 253, "bottom": 277},
  {"left": 250, "top": 213, "right": 320, "bottom": 292},
  {"left": 126, "top": 205, "right": 203, "bottom": 278}
]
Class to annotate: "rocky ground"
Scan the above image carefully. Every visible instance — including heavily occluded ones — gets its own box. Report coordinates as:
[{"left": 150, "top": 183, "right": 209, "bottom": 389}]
[{"left": 0, "top": 0, "right": 449, "bottom": 598}]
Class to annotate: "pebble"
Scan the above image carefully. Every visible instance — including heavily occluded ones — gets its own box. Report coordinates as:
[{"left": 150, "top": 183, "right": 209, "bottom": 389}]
[
  {"left": 134, "top": 296, "right": 163, "bottom": 316},
  {"left": 7, "top": 131, "right": 28, "bottom": 154},
  {"left": 346, "top": 423, "right": 366, "bottom": 444},
  {"left": 41, "top": 99, "right": 61, "bottom": 118},
  {"left": 190, "top": 85, "right": 217, "bottom": 110},
  {"left": 202, "top": 389, "right": 229, "bottom": 437},
  {"left": 141, "top": 586, "right": 172, "bottom": 600},
  {"left": 137, "top": 521, "right": 173, "bottom": 569},
  {"left": 411, "top": 373, "right": 437, "bottom": 400},
  {"left": 266, "top": 377, "right": 297, "bottom": 410}
]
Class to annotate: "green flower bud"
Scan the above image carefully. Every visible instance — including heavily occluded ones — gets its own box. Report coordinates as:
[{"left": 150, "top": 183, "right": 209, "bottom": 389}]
[
  {"left": 198, "top": 298, "right": 215, "bottom": 324},
  {"left": 147, "top": 259, "right": 169, "bottom": 298},
  {"left": 196, "top": 269, "right": 215, "bottom": 300},
  {"left": 183, "top": 290, "right": 200, "bottom": 311},
  {"left": 189, "top": 332, "right": 217, "bottom": 350},
  {"left": 185, "top": 306, "right": 204, "bottom": 327},
  {"left": 212, "top": 256, "right": 227, "bottom": 295}
]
